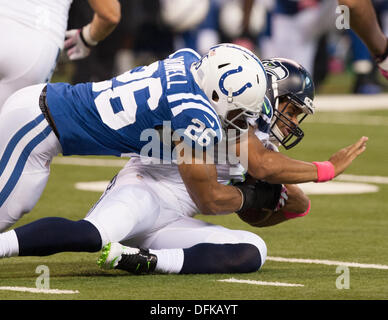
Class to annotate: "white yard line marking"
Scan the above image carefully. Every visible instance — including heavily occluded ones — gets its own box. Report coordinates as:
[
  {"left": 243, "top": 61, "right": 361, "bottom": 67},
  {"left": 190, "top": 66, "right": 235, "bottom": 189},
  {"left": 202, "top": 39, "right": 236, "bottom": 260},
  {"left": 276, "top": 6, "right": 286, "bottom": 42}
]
[
  {"left": 55, "top": 158, "right": 388, "bottom": 187},
  {"left": 52, "top": 157, "right": 127, "bottom": 167},
  {"left": 309, "top": 115, "right": 388, "bottom": 126},
  {"left": 336, "top": 174, "right": 388, "bottom": 185},
  {"left": 75, "top": 181, "right": 110, "bottom": 192},
  {"left": 218, "top": 278, "right": 304, "bottom": 287},
  {"left": 0, "top": 286, "right": 79, "bottom": 294},
  {"left": 75, "top": 180, "right": 380, "bottom": 195},
  {"left": 297, "top": 181, "right": 378, "bottom": 195},
  {"left": 267, "top": 257, "right": 388, "bottom": 270},
  {"left": 315, "top": 94, "right": 388, "bottom": 112}
]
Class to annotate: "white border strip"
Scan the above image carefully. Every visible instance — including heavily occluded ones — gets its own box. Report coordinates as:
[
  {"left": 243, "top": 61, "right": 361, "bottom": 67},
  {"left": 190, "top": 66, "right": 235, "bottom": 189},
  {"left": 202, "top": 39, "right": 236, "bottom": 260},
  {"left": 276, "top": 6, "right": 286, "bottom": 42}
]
[
  {"left": 267, "top": 256, "right": 388, "bottom": 270},
  {"left": 218, "top": 278, "right": 304, "bottom": 287},
  {"left": 0, "top": 286, "right": 79, "bottom": 294}
]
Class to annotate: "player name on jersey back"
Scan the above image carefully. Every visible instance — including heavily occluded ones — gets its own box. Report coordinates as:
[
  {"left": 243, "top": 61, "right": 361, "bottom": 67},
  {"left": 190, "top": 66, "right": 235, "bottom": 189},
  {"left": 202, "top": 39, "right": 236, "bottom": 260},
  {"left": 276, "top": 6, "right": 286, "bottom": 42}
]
[{"left": 164, "top": 55, "right": 188, "bottom": 89}]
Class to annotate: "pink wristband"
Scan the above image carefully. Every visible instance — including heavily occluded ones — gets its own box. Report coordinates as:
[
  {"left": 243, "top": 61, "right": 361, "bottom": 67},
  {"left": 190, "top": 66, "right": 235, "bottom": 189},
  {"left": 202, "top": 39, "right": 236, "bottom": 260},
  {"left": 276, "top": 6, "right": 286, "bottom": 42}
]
[
  {"left": 312, "top": 161, "right": 335, "bottom": 182},
  {"left": 283, "top": 200, "right": 311, "bottom": 219}
]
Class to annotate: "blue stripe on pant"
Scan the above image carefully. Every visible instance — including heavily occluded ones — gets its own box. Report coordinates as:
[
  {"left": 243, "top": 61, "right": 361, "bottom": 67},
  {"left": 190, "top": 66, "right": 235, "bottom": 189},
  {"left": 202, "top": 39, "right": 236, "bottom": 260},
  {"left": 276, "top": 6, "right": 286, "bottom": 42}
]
[
  {"left": 0, "top": 114, "right": 45, "bottom": 177},
  {"left": 0, "top": 115, "right": 51, "bottom": 207}
]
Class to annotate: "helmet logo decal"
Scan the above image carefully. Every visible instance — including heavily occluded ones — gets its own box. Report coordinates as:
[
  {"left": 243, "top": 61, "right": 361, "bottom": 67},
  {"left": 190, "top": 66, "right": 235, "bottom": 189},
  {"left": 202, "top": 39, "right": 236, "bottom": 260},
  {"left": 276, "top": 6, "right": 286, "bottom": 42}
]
[
  {"left": 263, "top": 60, "right": 289, "bottom": 81},
  {"left": 219, "top": 66, "right": 252, "bottom": 98}
]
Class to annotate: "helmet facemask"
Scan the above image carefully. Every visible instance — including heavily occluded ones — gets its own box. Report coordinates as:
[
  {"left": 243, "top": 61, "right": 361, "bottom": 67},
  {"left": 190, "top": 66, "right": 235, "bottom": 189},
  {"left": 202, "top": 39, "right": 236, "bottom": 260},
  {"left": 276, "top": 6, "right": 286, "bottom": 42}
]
[
  {"left": 223, "top": 107, "right": 260, "bottom": 140},
  {"left": 270, "top": 95, "right": 309, "bottom": 150},
  {"left": 211, "top": 88, "right": 261, "bottom": 140}
]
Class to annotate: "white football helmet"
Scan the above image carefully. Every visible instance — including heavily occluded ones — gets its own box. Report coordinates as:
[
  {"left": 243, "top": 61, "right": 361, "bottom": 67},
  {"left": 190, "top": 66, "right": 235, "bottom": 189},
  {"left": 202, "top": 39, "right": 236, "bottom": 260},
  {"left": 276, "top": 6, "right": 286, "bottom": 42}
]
[{"left": 191, "top": 43, "right": 267, "bottom": 136}]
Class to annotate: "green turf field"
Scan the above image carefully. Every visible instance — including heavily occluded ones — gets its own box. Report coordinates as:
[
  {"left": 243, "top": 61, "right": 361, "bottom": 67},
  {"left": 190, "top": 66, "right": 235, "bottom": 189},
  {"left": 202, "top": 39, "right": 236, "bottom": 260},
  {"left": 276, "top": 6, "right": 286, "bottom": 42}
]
[{"left": 0, "top": 105, "right": 388, "bottom": 300}]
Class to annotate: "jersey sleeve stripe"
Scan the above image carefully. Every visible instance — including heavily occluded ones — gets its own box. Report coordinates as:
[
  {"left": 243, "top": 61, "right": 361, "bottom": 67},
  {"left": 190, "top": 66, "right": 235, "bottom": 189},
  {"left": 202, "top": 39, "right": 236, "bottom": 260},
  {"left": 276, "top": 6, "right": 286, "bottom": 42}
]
[
  {"left": 167, "top": 93, "right": 218, "bottom": 118},
  {"left": 171, "top": 102, "right": 222, "bottom": 129}
]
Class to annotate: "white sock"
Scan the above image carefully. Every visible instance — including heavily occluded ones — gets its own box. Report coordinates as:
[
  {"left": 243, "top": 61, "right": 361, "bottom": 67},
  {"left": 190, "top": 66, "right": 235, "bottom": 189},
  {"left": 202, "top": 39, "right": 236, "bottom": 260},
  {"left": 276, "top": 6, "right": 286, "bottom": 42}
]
[
  {"left": 149, "top": 248, "right": 184, "bottom": 274},
  {"left": 0, "top": 230, "right": 19, "bottom": 258}
]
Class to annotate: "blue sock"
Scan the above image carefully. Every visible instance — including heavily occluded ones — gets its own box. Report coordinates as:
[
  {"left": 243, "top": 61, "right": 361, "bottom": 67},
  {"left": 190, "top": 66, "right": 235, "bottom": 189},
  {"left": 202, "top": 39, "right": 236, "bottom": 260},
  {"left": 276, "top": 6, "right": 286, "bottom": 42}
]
[
  {"left": 15, "top": 217, "right": 101, "bottom": 256},
  {"left": 180, "top": 243, "right": 261, "bottom": 274}
]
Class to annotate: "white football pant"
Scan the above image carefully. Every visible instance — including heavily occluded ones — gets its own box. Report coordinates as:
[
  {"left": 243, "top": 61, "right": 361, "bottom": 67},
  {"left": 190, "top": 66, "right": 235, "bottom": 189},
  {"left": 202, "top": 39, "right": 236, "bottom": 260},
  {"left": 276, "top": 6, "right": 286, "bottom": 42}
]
[
  {"left": 84, "top": 163, "right": 267, "bottom": 265},
  {"left": 0, "top": 18, "right": 59, "bottom": 110},
  {"left": 0, "top": 83, "right": 62, "bottom": 231}
]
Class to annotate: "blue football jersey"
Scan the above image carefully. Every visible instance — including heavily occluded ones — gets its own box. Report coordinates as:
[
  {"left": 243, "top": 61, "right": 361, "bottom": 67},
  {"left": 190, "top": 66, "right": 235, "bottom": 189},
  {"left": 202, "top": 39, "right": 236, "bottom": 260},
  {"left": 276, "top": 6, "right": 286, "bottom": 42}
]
[{"left": 46, "top": 48, "right": 222, "bottom": 159}]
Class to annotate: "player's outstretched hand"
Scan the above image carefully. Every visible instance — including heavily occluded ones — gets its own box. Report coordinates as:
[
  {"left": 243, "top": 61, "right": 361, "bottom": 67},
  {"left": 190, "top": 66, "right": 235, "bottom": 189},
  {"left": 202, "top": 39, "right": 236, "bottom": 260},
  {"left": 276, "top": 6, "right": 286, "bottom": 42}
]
[
  {"left": 328, "top": 136, "right": 368, "bottom": 177},
  {"left": 64, "top": 28, "right": 92, "bottom": 60}
]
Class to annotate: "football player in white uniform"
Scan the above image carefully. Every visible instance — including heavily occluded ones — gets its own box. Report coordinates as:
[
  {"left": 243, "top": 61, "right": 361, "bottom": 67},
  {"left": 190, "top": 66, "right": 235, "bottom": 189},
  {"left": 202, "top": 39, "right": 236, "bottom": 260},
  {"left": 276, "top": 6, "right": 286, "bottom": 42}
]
[
  {"left": 0, "top": 58, "right": 367, "bottom": 274},
  {"left": 0, "top": 0, "right": 121, "bottom": 109}
]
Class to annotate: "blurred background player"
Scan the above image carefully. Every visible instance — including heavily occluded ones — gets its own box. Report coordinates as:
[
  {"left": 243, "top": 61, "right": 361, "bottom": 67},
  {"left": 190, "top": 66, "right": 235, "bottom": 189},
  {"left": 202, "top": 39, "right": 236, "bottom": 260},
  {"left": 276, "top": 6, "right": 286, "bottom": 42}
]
[
  {"left": 0, "top": 0, "right": 121, "bottom": 109},
  {"left": 257, "top": 0, "right": 337, "bottom": 88}
]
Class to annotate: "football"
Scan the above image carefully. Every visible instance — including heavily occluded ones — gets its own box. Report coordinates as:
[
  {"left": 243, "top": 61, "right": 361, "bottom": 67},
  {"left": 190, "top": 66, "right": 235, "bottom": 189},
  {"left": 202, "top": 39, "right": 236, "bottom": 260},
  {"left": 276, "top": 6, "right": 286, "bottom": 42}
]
[
  {"left": 235, "top": 176, "right": 279, "bottom": 226},
  {"left": 237, "top": 206, "right": 273, "bottom": 227}
]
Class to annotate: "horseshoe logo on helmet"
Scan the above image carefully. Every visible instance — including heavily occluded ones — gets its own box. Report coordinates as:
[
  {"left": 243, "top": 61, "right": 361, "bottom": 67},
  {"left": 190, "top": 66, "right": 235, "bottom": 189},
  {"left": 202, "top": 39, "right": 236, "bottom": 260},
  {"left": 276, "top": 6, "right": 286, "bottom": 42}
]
[{"left": 219, "top": 66, "right": 252, "bottom": 99}]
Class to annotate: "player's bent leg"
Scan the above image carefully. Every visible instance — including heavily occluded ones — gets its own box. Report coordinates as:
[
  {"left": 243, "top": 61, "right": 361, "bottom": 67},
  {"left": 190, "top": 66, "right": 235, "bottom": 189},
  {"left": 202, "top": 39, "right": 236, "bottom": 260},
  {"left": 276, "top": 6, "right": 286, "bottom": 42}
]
[
  {"left": 84, "top": 184, "right": 160, "bottom": 246},
  {"left": 0, "top": 170, "right": 49, "bottom": 231},
  {"left": 179, "top": 228, "right": 267, "bottom": 274},
  {"left": 0, "top": 173, "right": 163, "bottom": 258},
  {"left": 149, "top": 217, "right": 267, "bottom": 273},
  {"left": 0, "top": 218, "right": 102, "bottom": 258},
  {"left": 0, "top": 84, "right": 61, "bottom": 232},
  {"left": 98, "top": 217, "right": 267, "bottom": 274}
]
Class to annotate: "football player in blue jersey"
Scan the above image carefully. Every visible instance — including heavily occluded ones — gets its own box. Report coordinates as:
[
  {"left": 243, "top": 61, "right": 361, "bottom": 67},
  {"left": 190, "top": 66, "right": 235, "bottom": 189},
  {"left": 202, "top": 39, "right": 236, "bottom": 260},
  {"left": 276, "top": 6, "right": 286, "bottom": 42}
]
[
  {"left": 0, "top": 58, "right": 366, "bottom": 275},
  {"left": 0, "top": 43, "right": 366, "bottom": 238},
  {"left": 0, "top": 43, "right": 265, "bottom": 232}
]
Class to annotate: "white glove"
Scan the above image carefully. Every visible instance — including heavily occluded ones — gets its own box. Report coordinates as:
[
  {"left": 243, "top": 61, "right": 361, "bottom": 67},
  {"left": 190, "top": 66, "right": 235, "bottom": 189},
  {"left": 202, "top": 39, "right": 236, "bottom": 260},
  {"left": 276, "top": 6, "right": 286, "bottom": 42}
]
[{"left": 64, "top": 24, "right": 97, "bottom": 60}]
